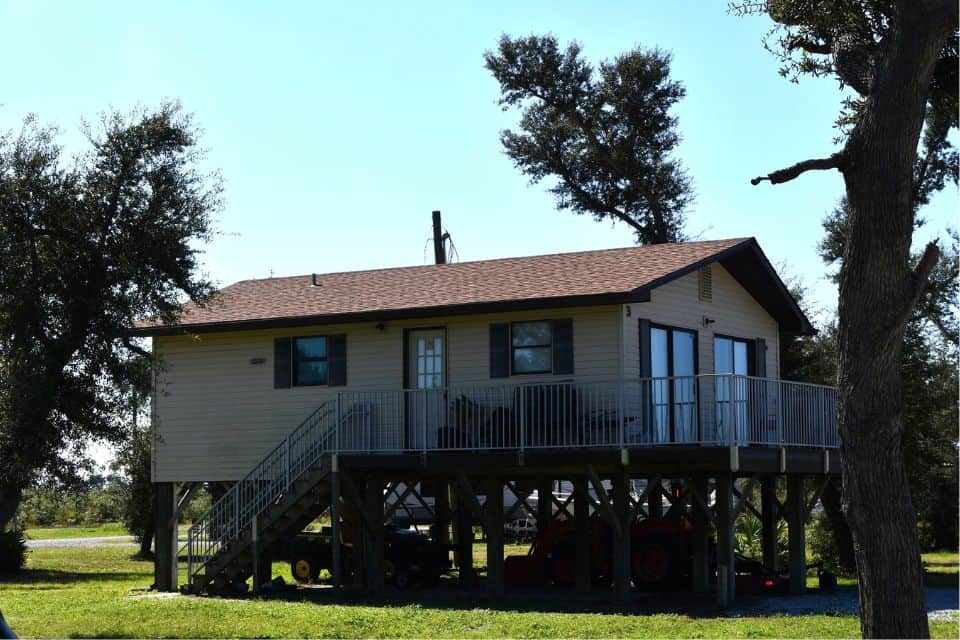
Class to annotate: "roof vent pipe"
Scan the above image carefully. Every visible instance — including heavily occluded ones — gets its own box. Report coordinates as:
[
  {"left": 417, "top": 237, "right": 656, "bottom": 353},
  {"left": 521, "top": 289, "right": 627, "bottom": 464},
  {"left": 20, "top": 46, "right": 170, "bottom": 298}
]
[{"left": 432, "top": 210, "right": 447, "bottom": 265}]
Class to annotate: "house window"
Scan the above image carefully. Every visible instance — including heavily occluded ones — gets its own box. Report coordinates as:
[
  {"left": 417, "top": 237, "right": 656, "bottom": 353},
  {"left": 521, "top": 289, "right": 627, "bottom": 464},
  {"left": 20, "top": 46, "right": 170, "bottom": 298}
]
[
  {"left": 511, "top": 321, "right": 552, "bottom": 374},
  {"left": 293, "top": 336, "right": 328, "bottom": 386}
]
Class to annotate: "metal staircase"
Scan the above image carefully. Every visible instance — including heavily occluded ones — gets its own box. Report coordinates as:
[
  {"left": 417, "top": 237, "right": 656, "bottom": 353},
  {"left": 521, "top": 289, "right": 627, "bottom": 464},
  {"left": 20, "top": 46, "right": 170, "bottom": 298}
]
[{"left": 182, "top": 402, "right": 369, "bottom": 595}]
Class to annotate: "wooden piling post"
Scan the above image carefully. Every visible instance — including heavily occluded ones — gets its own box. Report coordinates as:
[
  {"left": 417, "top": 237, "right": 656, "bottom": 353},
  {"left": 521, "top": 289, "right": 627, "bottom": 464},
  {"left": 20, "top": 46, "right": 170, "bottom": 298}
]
[
  {"left": 573, "top": 475, "right": 591, "bottom": 593},
  {"left": 690, "top": 477, "right": 710, "bottom": 594},
  {"left": 787, "top": 475, "right": 807, "bottom": 595},
  {"left": 537, "top": 477, "right": 553, "bottom": 529},
  {"left": 153, "top": 482, "right": 176, "bottom": 592},
  {"left": 364, "top": 475, "right": 384, "bottom": 592},
  {"left": 760, "top": 475, "right": 779, "bottom": 572},
  {"left": 486, "top": 477, "right": 504, "bottom": 595},
  {"left": 612, "top": 474, "right": 631, "bottom": 600},
  {"left": 330, "top": 458, "right": 342, "bottom": 588},
  {"left": 715, "top": 473, "right": 735, "bottom": 606}
]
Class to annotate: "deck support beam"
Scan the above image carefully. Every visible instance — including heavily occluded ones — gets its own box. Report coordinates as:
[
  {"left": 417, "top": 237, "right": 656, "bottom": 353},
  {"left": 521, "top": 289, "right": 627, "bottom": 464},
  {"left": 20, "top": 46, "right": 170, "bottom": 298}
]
[
  {"left": 573, "top": 475, "right": 591, "bottom": 593},
  {"left": 330, "top": 457, "right": 343, "bottom": 588},
  {"left": 760, "top": 475, "right": 779, "bottom": 572},
  {"left": 363, "top": 475, "right": 384, "bottom": 592},
  {"left": 787, "top": 475, "right": 807, "bottom": 595},
  {"left": 612, "top": 473, "right": 631, "bottom": 601},
  {"left": 690, "top": 476, "right": 710, "bottom": 594},
  {"left": 153, "top": 482, "right": 176, "bottom": 592},
  {"left": 485, "top": 477, "right": 504, "bottom": 595},
  {"left": 434, "top": 480, "right": 451, "bottom": 545},
  {"left": 536, "top": 477, "right": 553, "bottom": 528},
  {"left": 647, "top": 478, "right": 662, "bottom": 518},
  {"left": 715, "top": 473, "right": 735, "bottom": 607},
  {"left": 452, "top": 483, "right": 474, "bottom": 585}
]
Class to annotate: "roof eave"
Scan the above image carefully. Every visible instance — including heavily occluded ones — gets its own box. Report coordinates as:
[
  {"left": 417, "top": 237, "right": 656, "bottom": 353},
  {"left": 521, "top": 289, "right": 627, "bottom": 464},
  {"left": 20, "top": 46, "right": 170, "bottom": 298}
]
[{"left": 129, "top": 290, "right": 651, "bottom": 337}]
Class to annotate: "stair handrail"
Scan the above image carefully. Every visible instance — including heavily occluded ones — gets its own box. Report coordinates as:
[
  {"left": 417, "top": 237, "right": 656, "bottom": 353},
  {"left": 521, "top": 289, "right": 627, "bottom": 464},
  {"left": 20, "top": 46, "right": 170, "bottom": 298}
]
[{"left": 186, "top": 401, "right": 338, "bottom": 583}]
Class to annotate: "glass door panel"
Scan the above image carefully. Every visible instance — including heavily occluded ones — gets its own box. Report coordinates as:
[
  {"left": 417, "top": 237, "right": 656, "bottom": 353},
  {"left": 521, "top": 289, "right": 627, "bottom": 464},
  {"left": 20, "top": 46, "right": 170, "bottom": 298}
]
[
  {"left": 651, "top": 327, "right": 671, "bottom": 443},
  {"left": 714, "top": 336, "right": 749, "bottom": 443},
  {"left": 672, "top": 330, "right": 697, "bottom": 442},
  {"left": 649, "top": 326, "right": 697, "bottom": 443}
]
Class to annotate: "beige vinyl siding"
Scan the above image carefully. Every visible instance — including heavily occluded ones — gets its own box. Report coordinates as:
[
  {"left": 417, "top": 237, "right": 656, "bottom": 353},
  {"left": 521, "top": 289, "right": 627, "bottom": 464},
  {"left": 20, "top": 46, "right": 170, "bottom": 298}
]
[
  {"left": 621, "top": 264, "right": 780, "bottom": 379},
  {"left": 152, "top": 305, "right": 620, "bottom": 482}
]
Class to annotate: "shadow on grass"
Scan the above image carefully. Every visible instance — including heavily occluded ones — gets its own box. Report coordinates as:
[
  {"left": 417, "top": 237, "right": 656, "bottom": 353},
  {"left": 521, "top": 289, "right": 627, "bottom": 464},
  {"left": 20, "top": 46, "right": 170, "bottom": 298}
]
[
  {"left": 0, "top": 568, "right": 145, "bottom": 586},
  {"left": 236, "top": 579, "right": 856, "bottom": 620}
]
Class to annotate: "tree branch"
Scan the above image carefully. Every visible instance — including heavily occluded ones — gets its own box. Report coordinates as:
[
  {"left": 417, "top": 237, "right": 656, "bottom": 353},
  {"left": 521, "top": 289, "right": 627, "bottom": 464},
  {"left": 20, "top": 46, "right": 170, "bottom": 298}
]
[
  {"left": 751, "top": 152, "right": 845, "bottom": 185},
  {"left": 786, "top": 35, "right": 833, "bottom": 55},
  {"left": 928, "top": 313, "right": 959, "bottom": 347},
  {"left": 122, "top": 338, "right": 153, "bottom": 360},
  {"left": 903, "top": 241, "right": 941, "bottom": 319}
]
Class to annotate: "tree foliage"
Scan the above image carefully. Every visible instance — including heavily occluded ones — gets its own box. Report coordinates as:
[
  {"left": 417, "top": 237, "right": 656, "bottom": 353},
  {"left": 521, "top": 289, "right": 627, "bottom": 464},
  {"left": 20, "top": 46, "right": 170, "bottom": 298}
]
[
  {"left": 115, "top": 422, "right": 154, "bottom": 556},
  {"left": 484, "top": 35, "right": 691, "bottom": 244},
  {"left": 0, "top": 103, "right": 220, "bottom": 529}
]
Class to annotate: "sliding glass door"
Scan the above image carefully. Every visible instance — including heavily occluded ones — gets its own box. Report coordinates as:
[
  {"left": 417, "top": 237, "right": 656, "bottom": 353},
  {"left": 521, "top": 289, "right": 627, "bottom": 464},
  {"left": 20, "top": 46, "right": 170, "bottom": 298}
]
[
  {"left": 650, "top": 326, "right": 697, "bottom": 443},
  {"left": 714, "top": 336, "right": 750, "bottom": 443}
]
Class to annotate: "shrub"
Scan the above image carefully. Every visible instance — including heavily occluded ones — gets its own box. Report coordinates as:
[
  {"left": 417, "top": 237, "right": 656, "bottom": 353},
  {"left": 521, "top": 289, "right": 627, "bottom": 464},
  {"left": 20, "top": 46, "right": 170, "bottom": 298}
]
[{"left": 0, "top": 529, "right": 27, "bottom": 574}]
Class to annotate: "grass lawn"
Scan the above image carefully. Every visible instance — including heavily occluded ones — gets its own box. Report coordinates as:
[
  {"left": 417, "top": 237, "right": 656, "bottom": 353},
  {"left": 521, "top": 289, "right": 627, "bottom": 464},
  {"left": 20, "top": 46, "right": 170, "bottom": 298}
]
[
  {"left": 0, "top": 546, "right": 957, "bottom": 639},
  {"left": 23, "top": 522, "right": 130, "bottom": 540}
]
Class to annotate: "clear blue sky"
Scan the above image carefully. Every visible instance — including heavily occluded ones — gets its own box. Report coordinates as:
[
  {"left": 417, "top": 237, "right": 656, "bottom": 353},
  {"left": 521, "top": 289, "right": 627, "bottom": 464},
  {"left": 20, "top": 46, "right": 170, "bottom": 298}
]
[{"left": 1, "top": 0, "right": 956, "bottom": 323}]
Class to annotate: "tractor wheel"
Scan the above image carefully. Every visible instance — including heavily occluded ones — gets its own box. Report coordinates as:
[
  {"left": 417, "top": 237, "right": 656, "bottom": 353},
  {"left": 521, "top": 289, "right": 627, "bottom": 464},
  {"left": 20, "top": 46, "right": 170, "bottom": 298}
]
[
  {"left": 291, "top": 558, "right": 314, "bottom": 583},
  {"left": 394, "top": 570, "right": 412, "bottom": 590},
  {"left": 384, "top": 559, "right": 397, "bottom": 584},
  {"left": 631, "top": 533, "right": 678, "bottom": 589}
]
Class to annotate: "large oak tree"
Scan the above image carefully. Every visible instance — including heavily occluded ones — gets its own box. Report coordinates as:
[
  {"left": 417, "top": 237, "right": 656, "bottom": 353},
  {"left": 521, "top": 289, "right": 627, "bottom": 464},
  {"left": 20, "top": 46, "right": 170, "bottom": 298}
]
[
  {"left": 485, "top": 35, "right": 691, "bottom": 244},
  {"left": 0, "top": 104, "right": 219, "bottom": 529},
  {"left": 733, "top": 1, "right": 958, "bottom": 636}
]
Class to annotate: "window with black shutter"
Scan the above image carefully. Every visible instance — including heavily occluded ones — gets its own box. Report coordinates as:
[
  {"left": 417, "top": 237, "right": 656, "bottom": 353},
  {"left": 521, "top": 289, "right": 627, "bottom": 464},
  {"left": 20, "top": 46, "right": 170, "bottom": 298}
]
[
  {"left": 490, "top": 319, "right": 574, "bottom": 377},
  {"left": 274, "top": 334, "right": 347, "bottom": 388}
]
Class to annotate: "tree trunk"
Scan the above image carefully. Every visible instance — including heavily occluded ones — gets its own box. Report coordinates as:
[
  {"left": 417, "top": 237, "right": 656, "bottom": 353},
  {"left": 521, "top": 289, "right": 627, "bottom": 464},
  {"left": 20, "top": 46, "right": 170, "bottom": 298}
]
[
  {"left": 837, "top": 4, "right": 954, "bottom": 637},
  {"left": 0, "top": 484, "right": 23, "bottom": 531},
  {"left": 819, "top": 479, "right": 856, "bottom": 572},
  {"left": 139, "top": 527, "right": 155, "bottom": 557}
]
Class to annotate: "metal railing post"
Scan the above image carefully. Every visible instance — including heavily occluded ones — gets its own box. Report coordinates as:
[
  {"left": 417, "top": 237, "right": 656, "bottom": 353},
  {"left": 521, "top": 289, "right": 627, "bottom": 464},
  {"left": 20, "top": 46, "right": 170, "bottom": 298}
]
[
  {"left": 421, "top": 391, "right": 428, "bottom": 453},
  {"left": 284, "top": 438, "right": 291, "bottom": 487},
  {"left": 336, "top": 394, "right": 342, "bottom": 452},
  {"left": 617, "top": 380, "right": 625, "bottom": 448},
  {"left": 519, "top": 390, "right": 526, "bottom": 454}
]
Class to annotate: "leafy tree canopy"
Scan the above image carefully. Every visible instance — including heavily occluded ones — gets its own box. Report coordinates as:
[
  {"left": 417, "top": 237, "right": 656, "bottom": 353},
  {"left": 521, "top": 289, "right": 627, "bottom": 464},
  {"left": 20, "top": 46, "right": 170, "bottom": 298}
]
[
  {"left": 485, "top": 35, "right": 691, "bottom": 244},
  {"left": 0, "top": 103, "right": 220, "bottom": 528}
]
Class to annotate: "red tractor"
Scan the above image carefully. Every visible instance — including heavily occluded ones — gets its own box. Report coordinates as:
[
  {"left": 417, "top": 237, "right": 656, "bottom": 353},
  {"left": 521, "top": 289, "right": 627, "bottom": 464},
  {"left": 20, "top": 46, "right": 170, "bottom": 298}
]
[{"left": 504, "top": 515, "right": 695, "bottom": 589}]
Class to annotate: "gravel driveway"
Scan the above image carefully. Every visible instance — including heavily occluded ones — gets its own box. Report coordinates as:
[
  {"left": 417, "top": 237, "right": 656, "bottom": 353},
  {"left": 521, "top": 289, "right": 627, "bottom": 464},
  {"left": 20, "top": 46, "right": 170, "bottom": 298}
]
[
  {"left": 26, "top": 535, "right": 136, "bottom": 548},
  {"left": 732, "top": 587, "right": 959, "bottom": 621}
]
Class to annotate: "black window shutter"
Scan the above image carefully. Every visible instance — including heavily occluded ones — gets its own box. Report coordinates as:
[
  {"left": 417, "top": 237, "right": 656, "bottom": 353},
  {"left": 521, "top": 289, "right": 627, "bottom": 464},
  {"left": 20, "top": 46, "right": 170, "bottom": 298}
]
[
  {"left": 328, "top": 334, "right": 347, "bottom": 386},
  {"left": 754, "top": 338, "right": 767, "bottom": 378},
  {"left": 552, "top": 319, "right": 574, "bottom": 375},
  {"left": 489, "top": 323, "right": 510, "bottom": 378},
  {"left": 274, "top": 337, "right": 292, "bottom": 388},
  {"left": 638, "top": 319, "right": 652, "bottom": 378}
]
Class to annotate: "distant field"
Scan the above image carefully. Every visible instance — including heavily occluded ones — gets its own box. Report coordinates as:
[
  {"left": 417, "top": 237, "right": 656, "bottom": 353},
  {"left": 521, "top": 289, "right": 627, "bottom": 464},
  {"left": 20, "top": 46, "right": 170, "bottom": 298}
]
[
  {"left": 24, "top": 522, "right": 193, "bottom": 541},
  {"left": 0, "top": 546, "right": 956, "bottom": 638},
  {"left": 23, "top": 522, "right": 129, "bottom": 540}
]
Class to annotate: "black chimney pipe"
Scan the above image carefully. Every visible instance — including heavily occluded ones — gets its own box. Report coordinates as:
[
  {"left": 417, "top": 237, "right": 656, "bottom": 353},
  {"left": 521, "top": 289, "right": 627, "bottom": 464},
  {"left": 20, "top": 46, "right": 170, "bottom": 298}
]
[{"left": 432, "top": 210, "right": 446, "bottom": 264}]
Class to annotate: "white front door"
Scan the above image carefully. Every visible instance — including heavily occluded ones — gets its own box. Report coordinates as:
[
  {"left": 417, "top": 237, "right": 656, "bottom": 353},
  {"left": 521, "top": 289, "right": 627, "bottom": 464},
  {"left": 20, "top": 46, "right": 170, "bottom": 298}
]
[{"left": 406, "top": 329, "right": 446, "bottom": 448}]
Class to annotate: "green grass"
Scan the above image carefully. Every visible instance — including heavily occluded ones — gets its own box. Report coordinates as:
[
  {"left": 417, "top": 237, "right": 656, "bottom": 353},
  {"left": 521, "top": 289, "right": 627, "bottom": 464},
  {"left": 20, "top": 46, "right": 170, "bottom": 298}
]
[
  {"left": 1, "top": 546, "right": 957, "bottom": 638},
  {"left": 23, "top": 522, "right": 130, "bottom": 540},
  {"left": 923, "top": 551, "right": 959, "bottom": 589}
]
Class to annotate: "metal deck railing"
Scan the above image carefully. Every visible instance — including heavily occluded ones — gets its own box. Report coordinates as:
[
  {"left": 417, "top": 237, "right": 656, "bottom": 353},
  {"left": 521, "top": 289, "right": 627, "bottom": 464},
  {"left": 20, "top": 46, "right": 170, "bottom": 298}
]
[{"left": 331, "top": 374, "right": 838, "bottom": 453}]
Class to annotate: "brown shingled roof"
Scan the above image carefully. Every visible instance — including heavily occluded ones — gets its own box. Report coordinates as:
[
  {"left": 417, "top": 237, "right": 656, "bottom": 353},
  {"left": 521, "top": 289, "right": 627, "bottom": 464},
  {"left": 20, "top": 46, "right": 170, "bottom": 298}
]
[{"left": 135, "top": 237, "right": 808, "bottom": 335}]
